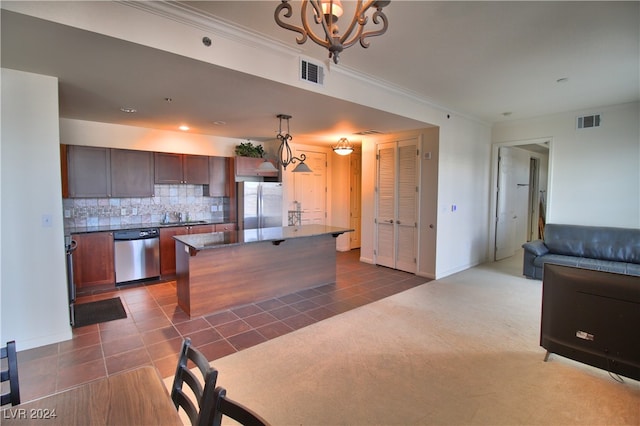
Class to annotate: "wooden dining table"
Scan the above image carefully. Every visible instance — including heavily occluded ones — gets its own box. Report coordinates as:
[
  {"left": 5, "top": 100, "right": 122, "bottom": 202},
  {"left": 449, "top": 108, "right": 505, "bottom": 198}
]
[{"left": 1, "top": 366, "right": 182, "bottom": 425}]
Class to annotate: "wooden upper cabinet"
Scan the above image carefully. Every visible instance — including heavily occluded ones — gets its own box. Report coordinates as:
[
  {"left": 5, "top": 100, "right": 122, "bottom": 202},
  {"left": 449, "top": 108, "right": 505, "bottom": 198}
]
[
  {"left": 183, "top": 155, "right": 209, "bottom": 184},
  {"left": 235, "top": 156, "right": 278, "bottom": 177},
  {"left": 110, "top": 149, "right": 154, "bottom": 197},
  {"left": 206, "top": 156, "right": 232, "bottom": 197},
  {"left": 155, "top": 153, "right": 209, "bottom": 184},
  {"left": 67, "top": 145, "right": 111, "bottom": 197},
  {"left": 154, "top": 152, "right": 183, "bottom": 184}
]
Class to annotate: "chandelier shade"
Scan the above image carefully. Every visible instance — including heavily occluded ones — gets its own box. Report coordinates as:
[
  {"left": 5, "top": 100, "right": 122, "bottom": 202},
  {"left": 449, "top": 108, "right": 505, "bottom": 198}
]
[
  {"left": 332, "top": 137, "right": 354, "bottom": 155},
  {"left": 275, "top": 0, "right": 390, "bottom": 64}
]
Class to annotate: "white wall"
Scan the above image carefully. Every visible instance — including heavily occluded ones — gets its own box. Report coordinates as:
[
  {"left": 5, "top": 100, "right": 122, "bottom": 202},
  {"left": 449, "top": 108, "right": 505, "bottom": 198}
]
[
  {"left": 493, "top": 102, "right": 640, "bottom": 228},
  {"left": 1, "top": 69, "right": 72, "bottom": 350},
  {"left": 60, "top": 118, "right": 240, "bottom": 156}
]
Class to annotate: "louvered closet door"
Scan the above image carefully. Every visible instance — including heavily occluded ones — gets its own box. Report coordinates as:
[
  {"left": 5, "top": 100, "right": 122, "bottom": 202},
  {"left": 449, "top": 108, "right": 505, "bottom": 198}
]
[
  {"left": 396, "top": 141, "right": 418, "bottom": 272},
  {"left": 376, "top": 143, "right": 397, "bottom": 268},
  {"left": 375, "top": 139, "right": 418, "bottom": 273}
]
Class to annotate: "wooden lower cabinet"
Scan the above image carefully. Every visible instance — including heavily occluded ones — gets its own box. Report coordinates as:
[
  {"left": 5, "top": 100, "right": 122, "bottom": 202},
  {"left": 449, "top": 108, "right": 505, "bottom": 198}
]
[
  {"left": 215, "top": 223, "right": 236, "bottom": 232},
  {"left": 72, "top": 232, "right": 115, "bottom": 288},
  {"left": 160, "top": 224, "right": 217, "bottom": 276}
]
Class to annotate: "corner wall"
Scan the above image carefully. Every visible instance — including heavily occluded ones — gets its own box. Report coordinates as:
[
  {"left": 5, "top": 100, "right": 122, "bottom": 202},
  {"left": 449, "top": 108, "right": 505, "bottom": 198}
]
[{"left": 1, "top": 69, "right": 72, "bottom": 350}]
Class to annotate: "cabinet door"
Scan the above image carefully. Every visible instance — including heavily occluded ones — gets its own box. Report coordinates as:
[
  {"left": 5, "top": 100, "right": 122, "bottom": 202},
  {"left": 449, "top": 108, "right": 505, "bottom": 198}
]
[
  {"left": 72, "top": 232, "right": 115, "bottom": 288},
  {"left": 159, "top": 226, "right": 188, "bottom": 276},
  {"left": 215, "top": 223, "right": 236, "bottom": 232},
  {"left": 67, "top": 146, "right": 111, "bottom": 197},
  {"left": 188, "top": 224, "right": 215, "bottom": 234},
  {"left": 235, "top": 156, "right": 278, "bottom": 177},
  {"left": 111, "top": 149, "right": 154, "bottom": 197},
  {"left": 155, "top": 152, "right": 183, "bottom": 184},
  {"left": 207, "top": 156, "right": 230, "bottom": 197},
  {"left": 183, "top": 155, "right": 209, "bottom": 184}
]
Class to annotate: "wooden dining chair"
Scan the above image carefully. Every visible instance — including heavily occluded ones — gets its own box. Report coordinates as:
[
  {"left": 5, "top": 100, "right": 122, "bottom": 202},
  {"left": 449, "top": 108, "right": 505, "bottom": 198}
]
[
  {"left": 211, "top": 386, "right": 270, "bottom": 426},
  {"left": 1, "top": 340, "right": 21, "bottom": 406},
  {"left": 170, "top": 338, "right": 218, "bottom": 426}
]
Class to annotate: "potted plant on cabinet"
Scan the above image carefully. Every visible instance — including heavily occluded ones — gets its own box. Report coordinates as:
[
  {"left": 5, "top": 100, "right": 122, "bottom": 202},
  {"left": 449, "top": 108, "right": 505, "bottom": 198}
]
[{"left": 234, "top": 141, "right": 265, "bottom": 158}]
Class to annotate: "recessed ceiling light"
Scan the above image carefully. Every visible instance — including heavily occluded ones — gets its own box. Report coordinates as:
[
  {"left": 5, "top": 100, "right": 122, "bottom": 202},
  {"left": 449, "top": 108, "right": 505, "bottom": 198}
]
[
  {"left": 556, "top": 77, "right": 569, "bottom": 83},
  {"left": 120, "top": 107, "right": 137, "bottom": 113},
  {"left": 213, "top": 121, "right": 226, "bottom": 126},
  {"left": 179, "top": 125, "right": 190, "bottom": 131}
]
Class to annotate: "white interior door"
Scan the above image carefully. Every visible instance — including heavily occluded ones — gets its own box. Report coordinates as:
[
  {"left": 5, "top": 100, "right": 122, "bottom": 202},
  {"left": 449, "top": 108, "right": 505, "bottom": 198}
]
[
  {"left": 376, "top": 142, "right": 396, "bottom": 268},
  {"left": 349, "top": 151, "right": 362, "bottom": 249},
  {"left": 495, "top": 147, "right": 517, "bottom": 260},
  {"left": 395, "top": 141, "right": 418, "bottom": 272},
  {"left": 294, "top": 151, "right": 326, "bottom": 225},
  {"left": 495, "top": 146, "right": 530, "bottom": 260},
  {"left": 375, "top": 139, "right": 418, "bottom": 273}
]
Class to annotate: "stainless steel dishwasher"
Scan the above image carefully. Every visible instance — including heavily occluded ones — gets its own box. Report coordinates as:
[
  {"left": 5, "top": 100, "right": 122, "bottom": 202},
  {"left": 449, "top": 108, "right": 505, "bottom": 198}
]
[{"left": 113, "top": 228, "right": 160, "bottom": 285}]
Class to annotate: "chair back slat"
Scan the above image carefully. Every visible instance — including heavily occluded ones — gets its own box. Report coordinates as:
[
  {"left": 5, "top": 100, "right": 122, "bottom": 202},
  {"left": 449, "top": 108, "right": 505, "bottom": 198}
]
[
  {"left": 1, "top": 340, "right": 20, "bottom": 407},
  {"left": 212, "top": 386, "right": 269, "bottom": 426},
  {"left": 170, "top": 338, "right": 218, "bottom": 426}
]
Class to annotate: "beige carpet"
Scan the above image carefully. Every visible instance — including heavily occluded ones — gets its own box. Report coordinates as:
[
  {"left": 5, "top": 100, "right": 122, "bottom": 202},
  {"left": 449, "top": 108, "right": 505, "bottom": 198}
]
[{"left": 168, "top": 252, "right": 640, "bottom": 425}]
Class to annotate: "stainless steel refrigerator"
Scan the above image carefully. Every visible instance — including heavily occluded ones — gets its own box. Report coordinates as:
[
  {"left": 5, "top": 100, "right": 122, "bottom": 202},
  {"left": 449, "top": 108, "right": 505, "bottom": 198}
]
[{"left": 237, "top": 182, "right": 283, "bottom": 229}]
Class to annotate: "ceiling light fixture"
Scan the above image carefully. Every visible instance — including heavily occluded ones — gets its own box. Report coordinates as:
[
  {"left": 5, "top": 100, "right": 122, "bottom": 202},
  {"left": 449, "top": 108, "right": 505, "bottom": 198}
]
[
  {"left": 257, "top": 114, "right": 312, "bottom": 173},
  {"left": 332, "top": 137, "right": 354, "bottom": 155},
  {"left": 275, "top": 0, "right": 390, "bottom": 64},
  {"left": 119, "top": 107, "right": 137, "bottom": 113},
  {"left": 179, "top": 125, "right": 190, "bottom": 131}
]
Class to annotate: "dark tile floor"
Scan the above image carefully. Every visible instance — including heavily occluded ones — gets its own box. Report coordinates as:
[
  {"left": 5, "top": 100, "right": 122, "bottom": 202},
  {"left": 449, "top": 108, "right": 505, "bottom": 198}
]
[{"left": 16, "top": 250, "right": 428, "bottom": 402}]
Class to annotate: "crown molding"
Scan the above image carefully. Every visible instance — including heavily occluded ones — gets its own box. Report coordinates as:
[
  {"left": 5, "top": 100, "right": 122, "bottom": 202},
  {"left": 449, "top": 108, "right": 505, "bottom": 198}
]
[
  {"left": 118, "top": 0, "right": 302, "bottom": 57},
  {"left": 117, "top": 1, "right": 487, "bottom": 126}
]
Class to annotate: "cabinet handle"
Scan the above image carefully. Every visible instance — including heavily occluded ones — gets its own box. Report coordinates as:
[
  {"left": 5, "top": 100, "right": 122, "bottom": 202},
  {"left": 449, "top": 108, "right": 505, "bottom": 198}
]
[{"left": 387, "top": 219, "right": 394, "bottom": 223}]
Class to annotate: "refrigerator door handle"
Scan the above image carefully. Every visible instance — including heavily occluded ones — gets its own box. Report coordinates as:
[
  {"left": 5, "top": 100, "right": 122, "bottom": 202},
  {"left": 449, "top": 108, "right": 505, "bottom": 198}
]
[{"left": 257, "top": 184, "right": 263, "bottom": 229}]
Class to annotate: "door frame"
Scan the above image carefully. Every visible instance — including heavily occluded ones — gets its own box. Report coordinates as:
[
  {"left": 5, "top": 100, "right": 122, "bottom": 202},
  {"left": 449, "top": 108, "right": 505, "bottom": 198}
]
[{"left": 489, "top": 137, "right": 552, "bottom": 260}]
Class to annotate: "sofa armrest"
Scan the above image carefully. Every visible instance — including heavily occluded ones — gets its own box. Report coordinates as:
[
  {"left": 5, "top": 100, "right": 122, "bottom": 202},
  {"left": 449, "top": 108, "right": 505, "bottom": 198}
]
[{"left": 522, "top": 240, "right": 549, "bottom": 256}]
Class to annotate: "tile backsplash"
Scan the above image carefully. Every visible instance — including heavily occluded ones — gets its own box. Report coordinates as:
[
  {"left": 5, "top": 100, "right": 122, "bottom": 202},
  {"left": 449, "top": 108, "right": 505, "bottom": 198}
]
[{"left": 63, "top": 184, "right": 229, "bottom": 228}]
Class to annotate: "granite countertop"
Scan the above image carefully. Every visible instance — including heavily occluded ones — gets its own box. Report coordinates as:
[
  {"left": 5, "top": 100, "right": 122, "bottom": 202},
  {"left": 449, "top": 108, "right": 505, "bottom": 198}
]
[
  {"left": 174, "top": 225, "right": 354, "bottom": 251},
  {"left": 66, "top": 220, "right": 229, "bottom": 235}
]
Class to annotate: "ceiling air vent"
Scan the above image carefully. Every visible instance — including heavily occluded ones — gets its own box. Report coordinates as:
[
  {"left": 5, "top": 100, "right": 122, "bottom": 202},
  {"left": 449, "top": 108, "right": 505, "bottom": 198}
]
[
  {"left": 300, "top": 59, "right": 324, "bottom": 86},
  {"left": 577, "top": 114, "right": 601, "bottom": 129}
]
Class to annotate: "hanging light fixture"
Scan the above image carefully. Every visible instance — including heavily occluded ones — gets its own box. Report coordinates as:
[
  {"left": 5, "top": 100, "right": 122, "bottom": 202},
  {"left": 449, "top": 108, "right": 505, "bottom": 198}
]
[
  {"left": 274, "top": 0, "right": 390, "bottom": 64},
  {"left": 332, "top": 137, "right": 354, "bottom": 155},
  {"left": 258, "top": 114, "right": 312, "bottom": 173}
]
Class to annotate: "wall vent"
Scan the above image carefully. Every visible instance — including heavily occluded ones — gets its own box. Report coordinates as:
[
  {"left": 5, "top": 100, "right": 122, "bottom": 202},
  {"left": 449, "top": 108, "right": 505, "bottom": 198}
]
[
  {"left": 300, "top": 59, "right": 324, "bottom": 86},
  {"left": 577, "top": 114, "right": 601, "bottom": 129}
]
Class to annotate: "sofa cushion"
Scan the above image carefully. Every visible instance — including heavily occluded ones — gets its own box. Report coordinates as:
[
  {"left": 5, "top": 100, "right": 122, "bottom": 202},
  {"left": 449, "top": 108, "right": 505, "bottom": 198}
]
[
  {"left": 533, "top": 254, "right": 640, "bottom": 277},
  {"left": 522, "top": 240, "right": 549, "bottom": 256},
  {"left": 544, "top": 224, "right": 640, "bottom": 264}
]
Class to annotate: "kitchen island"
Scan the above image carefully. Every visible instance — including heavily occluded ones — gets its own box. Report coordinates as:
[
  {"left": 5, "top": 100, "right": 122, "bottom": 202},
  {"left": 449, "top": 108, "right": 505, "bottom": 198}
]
[{"left": 174, "top": 225, "right": 353, "bottom": 317}]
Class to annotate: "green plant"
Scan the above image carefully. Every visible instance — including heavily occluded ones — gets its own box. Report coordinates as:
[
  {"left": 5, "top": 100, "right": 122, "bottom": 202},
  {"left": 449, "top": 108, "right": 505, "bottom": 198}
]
[{"left": 235, "top": 141, "right": 265, "bottom": 158}]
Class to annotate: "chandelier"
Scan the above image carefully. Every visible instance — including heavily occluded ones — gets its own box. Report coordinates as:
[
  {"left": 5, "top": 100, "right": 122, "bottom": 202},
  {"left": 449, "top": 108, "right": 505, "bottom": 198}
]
[
  {"left": 332, "top": 137, "right": 354, "bottom": 155},
  {"left": 257, "top": 114, "right": 312, "bottom": 173},
  {"left": 274, "top": 0, "right": 390, "bottom": 64}
]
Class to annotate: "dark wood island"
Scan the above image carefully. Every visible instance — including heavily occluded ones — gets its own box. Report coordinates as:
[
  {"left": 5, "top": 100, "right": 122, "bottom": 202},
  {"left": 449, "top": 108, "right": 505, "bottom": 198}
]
[{"left": 174, "top": 225, "right": 352, "bottom": 317}]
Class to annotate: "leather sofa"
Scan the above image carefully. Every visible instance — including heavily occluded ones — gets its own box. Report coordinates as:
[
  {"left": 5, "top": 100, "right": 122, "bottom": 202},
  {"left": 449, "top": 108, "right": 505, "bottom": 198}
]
[{"left": 522, "top": 223, "right": 640, "bottom": 279}]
